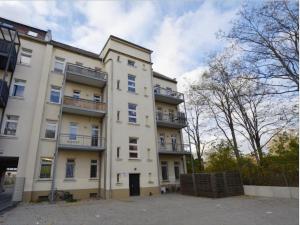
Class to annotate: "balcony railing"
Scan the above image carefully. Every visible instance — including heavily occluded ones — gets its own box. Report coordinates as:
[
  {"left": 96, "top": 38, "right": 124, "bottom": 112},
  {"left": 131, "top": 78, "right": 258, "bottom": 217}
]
[
  {"left": 156, "top": 111, "right": 187, "bottom": 128},
  {"left": 0, "top": 80, "right": 9, "bottom": 108},
  {"left": 59, "top": 133, "right": 105, "bottom": 150},
  {"left": 65, "top": 63, "right": 107, "bottom": 81},
  {"left": 158, "top": 143, "right": 191, "bottom": 155},
  {"left": 154, "top": 86, "right": 184, "bottom": 105},
  {"left": 63, "top": 96, "right": 106, "bottom": 116}
]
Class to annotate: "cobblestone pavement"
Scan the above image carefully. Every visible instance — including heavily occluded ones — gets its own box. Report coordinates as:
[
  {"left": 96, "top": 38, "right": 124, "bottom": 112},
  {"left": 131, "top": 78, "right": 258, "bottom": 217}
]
[{"left": 0, "top": 194, "right": 298, "bottom": 225}]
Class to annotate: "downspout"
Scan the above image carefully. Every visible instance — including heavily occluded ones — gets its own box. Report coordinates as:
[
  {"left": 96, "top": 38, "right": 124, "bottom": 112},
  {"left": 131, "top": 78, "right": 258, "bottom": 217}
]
[
  {"left": 104, "top": 58, "right": 114, "bottom": 199},
  {"left": 98, "top": 151, "right": 101, "bottom": 198},
  {"left": 50, "top": 65, "right": 67, "bottom": 203},
  {"left": 182, "top": 95, "right": 197, "bottom": 196}
]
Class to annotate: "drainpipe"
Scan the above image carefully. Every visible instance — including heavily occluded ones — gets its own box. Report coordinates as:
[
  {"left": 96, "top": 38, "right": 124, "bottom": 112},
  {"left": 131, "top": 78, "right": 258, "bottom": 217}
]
[
  {"left": 50, "top": 65, "right": 67, "bottom": 203},
  {"left": 182, "top": 95, "right": 197, "bottom": 196},
  {"left": 98, "top": 151, "right": 101, "bottom": 198}
]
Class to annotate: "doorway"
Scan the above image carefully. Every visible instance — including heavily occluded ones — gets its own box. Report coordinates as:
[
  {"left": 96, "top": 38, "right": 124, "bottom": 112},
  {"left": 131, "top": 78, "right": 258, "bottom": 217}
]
[{"left": 129, "top": 174, "right": 140, "bottom": 196}]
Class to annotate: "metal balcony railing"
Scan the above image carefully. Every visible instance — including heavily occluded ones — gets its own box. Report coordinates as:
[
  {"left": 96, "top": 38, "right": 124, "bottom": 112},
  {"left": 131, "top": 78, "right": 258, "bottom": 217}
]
[
  {"left": 59, "top": 134, "right": 105, "bottom": 149},
  {"left": 63, "top": 96, "right": 106, "bottom": 112},
  {"left": 154, "top": 86, "right": 184, "bottom": 100},
  {"left": 65, "top": 63, "right": 107, "bottom": 81},
  {"left": 0, "top": 80, "right": 9, "bottom": 108},
  {"left": 158, "top": 143, "right": 190, "bottom": 154},
  {"left": 156, "top": 111, "right": 186, "bottom": 126}
]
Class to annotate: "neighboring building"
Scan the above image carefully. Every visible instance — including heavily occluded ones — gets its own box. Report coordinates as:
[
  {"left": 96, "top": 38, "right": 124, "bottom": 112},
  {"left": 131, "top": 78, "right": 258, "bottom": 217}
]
[{"left": 0, "top": 18, "right": 191, "bottom": 202}]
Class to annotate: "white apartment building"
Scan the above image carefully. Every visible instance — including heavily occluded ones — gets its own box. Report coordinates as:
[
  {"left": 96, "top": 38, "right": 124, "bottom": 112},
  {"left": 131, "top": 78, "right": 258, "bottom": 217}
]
[{"left": 0, "top": 18, "right": 191, "bottom": 202}]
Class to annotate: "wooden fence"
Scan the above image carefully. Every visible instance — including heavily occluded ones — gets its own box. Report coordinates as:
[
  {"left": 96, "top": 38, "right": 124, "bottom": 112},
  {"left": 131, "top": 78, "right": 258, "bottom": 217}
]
[{"left": 180, "top": 171, "right": 244, "bottom": 198}]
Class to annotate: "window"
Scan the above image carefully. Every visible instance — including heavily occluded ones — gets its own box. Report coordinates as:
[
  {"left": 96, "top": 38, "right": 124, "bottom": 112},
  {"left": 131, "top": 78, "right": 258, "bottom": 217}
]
[
  {"left": 117, "top": 147, "right": 120, "bottom": 158},
  {"left": 73, "top": 90, "right": 80, "bottom": 99},
  {"left": 117, "top": 56, "right": 121, "bottom": 62},
  {"left": 128, "top": 60, "right": 135, "bottom": 67},
  {"left": 27, "top": 31, "right": 38, "bottom": 37},
  {"left": 117, "top": 80, "right": 120, "bottom": 90},
  {"left": 93, "top": 94, "right": 101, "bottom": 102},
  {"left": 12, "top": 79, "right": 26, "bottom": 97},
  {"left": 128, "top": 103, "right": 137, "bottom": 123},
  {"left": 20, "top": 48, "right": 32, "bottom": 65},
  {"left": 129, "top": 137, "right": 138, "bottom": 158},
  {"left": 154, "top": 84, "right": 160, "bottom": 94},
  {"left": 39, "top": 158, "right": 52, "bottom": 179},
  {"left": 166, "top": 87, "right": 173, "bottom": 96},
  {"left": 4, "top": 115, "right": 19, "bottom": 136},
  {"left": 45, "top": 121, "right": 57, "bottom": 139},
  {"left": 128, "top": 75, "right": 136, "bottom": 92},
  {"left": 75, "top": 61, "right": 83, "bottom": 66},
  {"left": 50, "top": 86, "right": 61, "bottom": 104},
  {"left": 117, "top": 173, "right": 120, "bottom": 183},
  {"left": 53, "top": 57, "right": 65, "bottom": 73},
  {"left": 174, "top": 162, "right": 180, "bottom": 180},
  {"left": 69, "top": 123, "right": 77, "bottom": 140},
  {"left": 161, "top": 161, "right": 168, "bottom": 181},
  {"left": 117, "top": 111, "right": 120, "bottom": 121},
  {"left": 66, "top": 159, "right": 75, "bottom": 178},
  {"left": 159, "top": 134, "right": 165, "bottom": 146},
  {"left": 90, "top": 160, "right": 98, "bottom": 178}
]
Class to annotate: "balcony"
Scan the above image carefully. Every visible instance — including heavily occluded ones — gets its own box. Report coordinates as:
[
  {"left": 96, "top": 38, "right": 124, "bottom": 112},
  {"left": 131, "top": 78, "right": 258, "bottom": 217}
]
[
  {"left": 58, "top": 134, "right": 105, "bottom": 151},
  {"left": 62, "top": 96, "right": 106, "bottom": 117},
  {"left": 156, "top": 112, "right": 187, "bottom": 129},
  {"left": 158, "top": 143, "right": 191, "bottom": 155},
  {"left": 65, "top": 63, "right": 107, "bottom": 88},
  {"left": 0, "top": 80, "right": 9, "bottom": 108},
  {"left": 154, "top": 86, "right": 184, "bottom": 105},
  {"left": 0, "top": 23, "right": 20, "bottom": 73}
]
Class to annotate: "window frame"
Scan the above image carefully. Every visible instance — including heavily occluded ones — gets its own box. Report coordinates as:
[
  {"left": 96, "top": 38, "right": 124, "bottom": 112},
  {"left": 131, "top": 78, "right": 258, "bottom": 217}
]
[
  {"left": 90, "top": 159, "right": 98, "bottom": 178},
  {"left": 69, "top": 123, "right": 78, "bottom": 140},
  {"left": 129, "top": 137, "right": 138, "bottom": 159},
  {"left": 4, "top": 115, "right": 19, "bottom": 136},
  {"left": 128, "top": 74, "right": 136, "bottom": 93},
  {"left": 20, "top": 48, "right": 32, "bottom": 65},
  {"left": 93, "top": 94, "right": 101, "bottom": 102},
  {"left": 39, "top": 158, "right": 52, "bottom": 179},
  {"left": 174, "top": 161, "right": 180, "bottom": 180},
  {"left": 11, "top": 79, "right": 26, "bottom": 97},
  {"left": 53, "top": 57, "right": 65, "bottom": 73},
  {"left": 44, "top": 121, "right": 58, "bottom": 139},
  {"left": 50, "top": 86, "right": 61, "bottom": 104},
  {"left": 65, "top": 159, "right": 75, "bottom": 179},
  {"left": 127, "top": 59, "right": 135, "bottom": 67},
  {"left": 128, "top": 103, "right": 137, "bottom": 123},
  {"left": 73, "top": 90, "right": 81, "bottom": 99},
  {"left": 161, "top": 161, "right": 169, "bottom": 181}
]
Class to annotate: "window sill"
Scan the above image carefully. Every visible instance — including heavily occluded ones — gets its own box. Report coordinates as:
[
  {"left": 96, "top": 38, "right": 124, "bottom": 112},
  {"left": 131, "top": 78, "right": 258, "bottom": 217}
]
[
  {"left": 47, "top": 101, "right": 61, "bottom": 105},
  {"left": 128, "top": 122, "right": 140, "bottom": 126},
  {"left": 117, "top": 88, "right": 122, "bottom": 91},
  {"left": 89, "top": 178, "right": 99, "bottom": 181},
  {"left": 17, "top": 63, "right": 31, "bottom": 67},
  {"left": 145, "top": 125, "right": 150, "bottom": 128},
  {"left": 148, "top": 181, "right": 154, "bottom": 184},
  {"left": 116, "top": 182, "right": 123, "bottom": 186},
  {"left": 41, "top": 137, "right": 57, "bottom": 142},
  {"left": 51, "top": 70, "right": 64, "bottom": 75},
  {"left": 162, "top": 180, "right": 170, "bottom": 183},
  {"left": 64, "top": 178, "right": 76, "bottom": 182},
  {"left": 116, "top": 121, "right": 122, "bottom": 124},
  {"left": 9, "top": 96, "right": 25, "bottom": 100},
  {"left": 0, "top": 134, "right": 18, "bottom": 139},
  {"left": 37, "top": 178, "right": 52, "bottom": 182},
  {"left": 127, "top": 91, "right": 138, "bottom": 95},
  {"left": 147, "top": 159, "right": 153, "bottom": 162},
  {"left": 116, "top": 158, "right": 123, "bottom": 161},
  {"left": 128, "top": 158, "right": 141, "bottom": 161},
  {"left": 144, "top": 94, "right": 149, "bottom": 98}
]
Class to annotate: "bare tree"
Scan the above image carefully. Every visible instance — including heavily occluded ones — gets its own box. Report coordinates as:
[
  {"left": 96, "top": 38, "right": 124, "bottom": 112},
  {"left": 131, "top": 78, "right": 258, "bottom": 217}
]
[{"left": 224, "top": 0, "right": 299, "bottom": 93}]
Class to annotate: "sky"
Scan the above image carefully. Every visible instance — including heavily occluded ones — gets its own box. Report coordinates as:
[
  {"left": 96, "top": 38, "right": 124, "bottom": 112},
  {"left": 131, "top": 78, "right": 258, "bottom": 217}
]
[{"left": 0, "top": 0, "right": 242, "bottom": 89}]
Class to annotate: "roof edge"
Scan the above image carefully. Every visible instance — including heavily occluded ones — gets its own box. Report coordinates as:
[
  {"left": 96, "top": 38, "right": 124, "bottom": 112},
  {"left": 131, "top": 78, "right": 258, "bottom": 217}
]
[{"left": 153, "top": 71, "right": 177, "bottom": 83}]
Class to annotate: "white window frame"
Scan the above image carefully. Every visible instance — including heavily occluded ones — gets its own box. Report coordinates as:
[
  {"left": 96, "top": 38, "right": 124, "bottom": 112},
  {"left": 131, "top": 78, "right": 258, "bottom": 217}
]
[
  {"left": 128, "top": 74, "right": 136, "bottom": 93},
  {"left": 44, "top": 121, "right": 58, "bottom": 139},
  {"left": 129, "top": 137, "right": 138, "bottom": 159},
  {"left": 39, "top": 158, "right": 52, "bottom": 179},
  {"left": 69, "top": 123, "right": 78, "bottom": 140},
  {"left": 20, "top": 48, "right": 32, "bottom": 65},
  {"left": 11, "top": 79, "right": 26, "bottom": 97},
  {"left": 50, "top": 86, "right": 61, "bottom": 104},
  {"left": 53, "top": 57, "right": 65, "bottom": 73},
  {"left": 128, "top": 103, "right": 137, "bottom": 123},
  {"left": 3, "top": 115, "right": 19, "bottom": 136}
]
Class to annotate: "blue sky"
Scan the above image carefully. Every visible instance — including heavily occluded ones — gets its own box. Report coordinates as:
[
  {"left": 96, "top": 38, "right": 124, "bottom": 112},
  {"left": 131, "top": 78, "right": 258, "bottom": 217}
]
[{"left": 0, "top": 0, "right": 242, "bottom": 82}]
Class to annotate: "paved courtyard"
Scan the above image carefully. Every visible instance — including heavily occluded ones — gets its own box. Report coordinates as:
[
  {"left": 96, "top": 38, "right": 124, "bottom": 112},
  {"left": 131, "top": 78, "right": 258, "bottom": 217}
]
[{"left": 0, "top": 194, "right": 298, "bottom": 225}]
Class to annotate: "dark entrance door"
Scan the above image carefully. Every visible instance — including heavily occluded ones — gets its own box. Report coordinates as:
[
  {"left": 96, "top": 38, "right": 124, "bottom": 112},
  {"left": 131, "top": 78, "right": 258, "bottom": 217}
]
[{"left": 129, "top": 174, "right": 140, "bottom": 196}]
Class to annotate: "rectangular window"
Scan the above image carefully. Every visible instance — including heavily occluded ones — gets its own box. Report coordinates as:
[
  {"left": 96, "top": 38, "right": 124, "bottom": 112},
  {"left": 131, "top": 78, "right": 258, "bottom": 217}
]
[
  {"left": 117, "top": 111, "right": 120, "bottom": 121},
  {"left": 12, "top": 79, "right": 26, "bottom": 97},
  {"left": 66, "top": 159, "right": 75, "bottom": 178},
  {"left": 128, "top": 103, "right": 137, "bottom": 123},
  {"left": 50, "top": 86, "right": 61, "bottom": 104},
  {"left": 117, "top": 147, "right": 120, "bottom": 158},
  {"left": 53, "top": 57, "right": 65, "bottom": 73},
  {"left": 69, "top": 123, "right": 77, "bottom": 140},
  {"left": 90, "top": 160, "right": 98, "bottom": 178},
  {"left": 128, "top": 60, "right": 135, "bottom": 67},
  {"left": 174, "top": 162, "right": 180, "bottom": 180},
  {"left": 20, "top": 48, "right": 32, "bottom": 65},
  {"left": 93, "top": 94, "right": 101, "bottom": 102},
  {"left": 45, "top": 121, "right": 57, "bottom": 139},
  {"left": 73, "top": 90, "right": 80, "bottom": 99},
  {"left": 128, "top": 74, "right": 136, "bottom": 93},
  {"left": 117, "top": 80, "right": 120, "bottom": 90},
  {"left": 161, "top": 161, "right": 168, "bottom": 181},
  {"left": 159, "top": 133, "right": 165, "bottom": 146},
  {"left": 117, "top": 173, "right": 120, "bottom": 183},
  {"left": 39, "top": 158, "right": 52, "bottom": 179},
  {"left": 4, "top": 115, "right": 19, "bottom": 136},
  {"left": 129, "top": 137, "right": 138, "bottom": 158}
]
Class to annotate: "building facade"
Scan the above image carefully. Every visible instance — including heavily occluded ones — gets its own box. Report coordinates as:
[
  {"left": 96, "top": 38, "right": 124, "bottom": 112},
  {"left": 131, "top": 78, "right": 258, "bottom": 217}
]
[{"left": 0, "top": 18, "right": 191, "bottom": 202}]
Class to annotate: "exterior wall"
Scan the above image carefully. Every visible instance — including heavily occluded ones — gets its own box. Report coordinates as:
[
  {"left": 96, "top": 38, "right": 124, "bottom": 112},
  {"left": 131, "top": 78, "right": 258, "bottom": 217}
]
[
  {"left": 244, "top": 185, "right": 299, "bottom": 199},
  {"left": 157, "top": 128, "right": 182, "bottom": 145},
  {"left": 153, "top": 77, "right": 177, "bottom": 91},
  {"left": 64, "top": 82, "right": 104, "bottom": 101}
]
